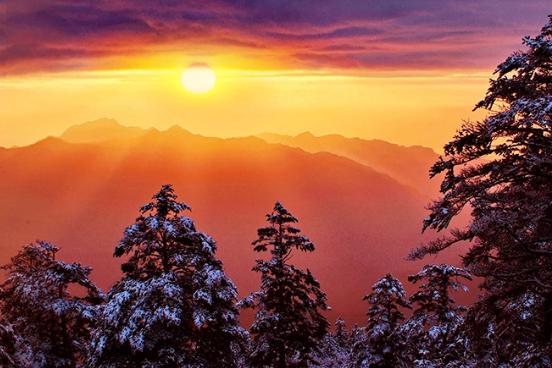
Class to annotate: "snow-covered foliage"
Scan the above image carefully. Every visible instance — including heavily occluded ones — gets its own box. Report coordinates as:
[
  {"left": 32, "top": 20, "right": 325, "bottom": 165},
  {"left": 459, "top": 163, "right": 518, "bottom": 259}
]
[
  {"left": 402, "top": 265, "right": 471, "bottom": 366},
  {"left": 355, "top": 274, "right": 411, "bottom": 368},
  {"left": 0, "top": 320, "right": 18, "bottom": 368},
  {"left": 408, "top": 265, "right": 471, "bottom": 326},
  {"left": 241, "top": 202, "right": 329, "bottom": 367},
  {"left": 334, "top": 317, "right": 350, "bottom": 348},
  {"left": 89, "top": 185, "right": 245, "bottom": 367},
  {"left": 408, "top": 15, "right": 552, "bottom": 365},
  {"left": 312, "top": 318, "right": 355, "bottom": 367},
  {"left": 0, "top": 241, "right": 103, "bottom": 368}
]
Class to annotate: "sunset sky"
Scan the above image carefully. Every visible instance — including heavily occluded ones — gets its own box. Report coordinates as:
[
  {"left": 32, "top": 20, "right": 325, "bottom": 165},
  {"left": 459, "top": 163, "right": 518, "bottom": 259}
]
[{"left": 1, "top": 1, "right": 551, "bottom": 150}]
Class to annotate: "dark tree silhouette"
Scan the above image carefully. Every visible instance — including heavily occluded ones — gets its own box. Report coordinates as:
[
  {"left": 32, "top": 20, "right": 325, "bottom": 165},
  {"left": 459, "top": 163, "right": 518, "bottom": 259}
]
[
  {"left": 89, "top": 185, "right": 245, "bottom": 368},
  {"left": 0, "top": 241, "right": 103, "bottom": 368},
  {"left": 409, "top": 15, "right": 552, "bottom": 366},
  {"left": 241, "top": 202, "right": 329, "bottom": 368},
  {"left": 315, "top": 318, "right": 354, "bottom": 367},
  {"left": 355, "top": 274, "right": 411, "bottom": 368},
  {"left": 401, "top": 265, "right": 471, "bottom": 367}
]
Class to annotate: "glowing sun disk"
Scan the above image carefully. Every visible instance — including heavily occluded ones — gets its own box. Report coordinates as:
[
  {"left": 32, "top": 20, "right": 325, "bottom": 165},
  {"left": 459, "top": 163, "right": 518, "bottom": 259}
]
[{"left": 181, "top": 64, "right": 216, "bottom": 93}]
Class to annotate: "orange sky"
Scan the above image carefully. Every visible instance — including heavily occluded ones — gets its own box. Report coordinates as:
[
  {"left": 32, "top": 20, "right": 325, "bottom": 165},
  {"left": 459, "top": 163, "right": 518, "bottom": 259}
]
[
  {"left": 0, "top": 69, "right": 489, "bottom": 151},
  {"left": 1, "top": 1, "right": 549, "bottom": 150}
]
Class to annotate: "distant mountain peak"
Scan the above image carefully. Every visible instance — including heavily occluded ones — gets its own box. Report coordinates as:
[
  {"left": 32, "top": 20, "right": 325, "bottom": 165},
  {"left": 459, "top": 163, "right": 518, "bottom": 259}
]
[
  {"left": 165, "top": 125, "right": 193, "bottom": 135},
  {"left": 29, "top": 136, "right": 73, "bottom": 149},
  {"left": 72, "top": 118, "right": 122, "bottom": 129},
  {"left": 90, "top": 117, "right": 119, "bottom": 125},
  {"left": 257, "top": 132, "right": 290, "bottom": 141},
  {"left": 60, "top": 118, "right": 146, "bottom": 144},
  {"left": 295, "top": 131, "right": 315, "bottom": 139},
  {"left": 59, "top": 119, "right": 206, "bottom": 145}
]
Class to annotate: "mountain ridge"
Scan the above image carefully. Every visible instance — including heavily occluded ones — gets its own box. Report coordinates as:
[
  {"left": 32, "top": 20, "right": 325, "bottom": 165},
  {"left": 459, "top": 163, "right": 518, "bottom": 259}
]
[
  {"left": 56, "top": 118, "right": 439, "bottom": 197},
  {"left": 257, "top": 131, "right": 440, "bottom": 197},
  {"left": 60, "top": 118, "right": 148, "bottom": 143}
]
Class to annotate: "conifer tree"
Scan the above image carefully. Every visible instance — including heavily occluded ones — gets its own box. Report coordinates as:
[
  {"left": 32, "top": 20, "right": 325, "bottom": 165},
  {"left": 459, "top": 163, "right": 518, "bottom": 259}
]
[
  {"left": 404, "top": 264, "right": 471, "bottom": 366},
  {"left": 0, "top": 241, "right": 103, "bottom": 368},
  {"left": 315, "top": 318, "right": 354, "bottom": 367},
  {"left": 89, "top": 185, "right": 244, "bottom": 367},
  {"left": 409, "top": 16, "right": 552, "bottom": 364},
  {"left": 357, "top": 274, "right": 411, "bottom": 368},
  {"left": 241, "top": 202, "right": 329, "bottom": 368},
  {"left": 334, "top": 317, "right": 349, "bottom": 348}
]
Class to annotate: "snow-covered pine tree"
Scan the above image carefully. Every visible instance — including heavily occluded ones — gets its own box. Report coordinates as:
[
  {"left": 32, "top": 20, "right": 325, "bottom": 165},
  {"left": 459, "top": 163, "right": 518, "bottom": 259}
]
[
  {"left": 404, "top": 264, "right": 471, "bottom": 366},
  {"left": 89, "top": 185, "right": 245, "bottom": 367},
  {"left": 334, "top": 317, "right": 350, "bottom": 348},
  {"left": 240, "top": 202, "right": 329, "bottom": 368},
  {"left": 0, "top": 241, "right": 103, "bottom": 368},
  {"left": 408, "top": 15, "right": 552, "bottom": 365},
  {"left": 355, "top": 274, "right": 411, "bottom": 368},
  {"left": 313, "top": 318, "right": 354, "bottom": 367}
]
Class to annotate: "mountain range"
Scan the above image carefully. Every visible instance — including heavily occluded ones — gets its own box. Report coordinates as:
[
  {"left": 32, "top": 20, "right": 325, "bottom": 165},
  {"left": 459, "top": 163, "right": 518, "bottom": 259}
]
[
  {"left": 0, "top": 118, "right": 461, "bottom": 324},
  {"left": 258, "top": 132, "right": 440, "bottom": 198}
]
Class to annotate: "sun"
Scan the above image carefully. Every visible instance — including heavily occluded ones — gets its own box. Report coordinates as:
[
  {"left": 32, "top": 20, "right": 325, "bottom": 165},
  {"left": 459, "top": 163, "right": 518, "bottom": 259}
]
[{"left": 181, "top": 64, "right": 216, "bottom": 94}]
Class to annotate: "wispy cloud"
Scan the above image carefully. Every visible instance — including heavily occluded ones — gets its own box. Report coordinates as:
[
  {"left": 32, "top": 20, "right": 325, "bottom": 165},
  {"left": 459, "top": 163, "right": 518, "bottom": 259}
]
[{"left": 1, "top": 0, "right": 550, "bottom": 74}]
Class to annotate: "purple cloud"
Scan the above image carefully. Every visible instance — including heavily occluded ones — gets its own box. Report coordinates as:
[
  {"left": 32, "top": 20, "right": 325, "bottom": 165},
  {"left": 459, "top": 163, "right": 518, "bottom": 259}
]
[{"left": 1, "top": 0, "right": 550, "bottom": 74}]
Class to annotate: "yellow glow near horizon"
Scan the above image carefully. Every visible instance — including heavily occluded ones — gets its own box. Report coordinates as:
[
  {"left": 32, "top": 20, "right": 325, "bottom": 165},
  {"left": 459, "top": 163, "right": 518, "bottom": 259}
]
[
  {"left": 181, "top": 65, "right": 216, "bottom": 93},
  {"left": 0, "top": 68, "right": 490, "bottom": 151}
]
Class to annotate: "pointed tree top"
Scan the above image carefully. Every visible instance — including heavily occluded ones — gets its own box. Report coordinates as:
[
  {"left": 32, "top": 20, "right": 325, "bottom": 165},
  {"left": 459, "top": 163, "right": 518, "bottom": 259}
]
[
  {"left": 1, "top": 240, "right": 103, "bottom": 302},
  {"left": 364, "top": 273, "right": 411, "bottom": 309},
  {"left": 253, "top": 201, "right": 315, "bottom": 256},
  {"left": 408, "top": 264, "right": 472, "bottom": 284},
  {"left": 2, "top": 241, "right": 59, "bottom": 273},
  {"left": 408, "top": 264, "right": 471, "bottom": 323},
  {"left": 267, "top": 201, "right": 298, "bottom": 225},
  {"left": 335, "top": 317, "right": 346, "bottom": 330},
  {"left": 370, "top": 273, "right": 407, "bottom": 295},
  {"left": 139, "top": 184, "right": 191, "bottom": 219}
]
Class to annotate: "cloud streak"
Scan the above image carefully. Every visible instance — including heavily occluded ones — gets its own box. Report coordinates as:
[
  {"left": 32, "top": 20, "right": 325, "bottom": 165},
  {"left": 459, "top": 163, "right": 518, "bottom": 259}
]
[{"left": 1, "top": 0, "right": 550, "bottom": 74}]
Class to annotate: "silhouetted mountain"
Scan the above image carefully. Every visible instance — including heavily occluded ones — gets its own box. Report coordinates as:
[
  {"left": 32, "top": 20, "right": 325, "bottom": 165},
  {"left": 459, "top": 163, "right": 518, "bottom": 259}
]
[
  {"left": 60, "top": 118, "right": 147, "bottom": 143},
  {"left": 60, "top": 120, "right": 440, "bottom": 198},
  {"left": 258, "top": 132, "right": 440, "bottom": 197},
  {"left": 0, "top": 120, "right": 458, "bottom": 324}
]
